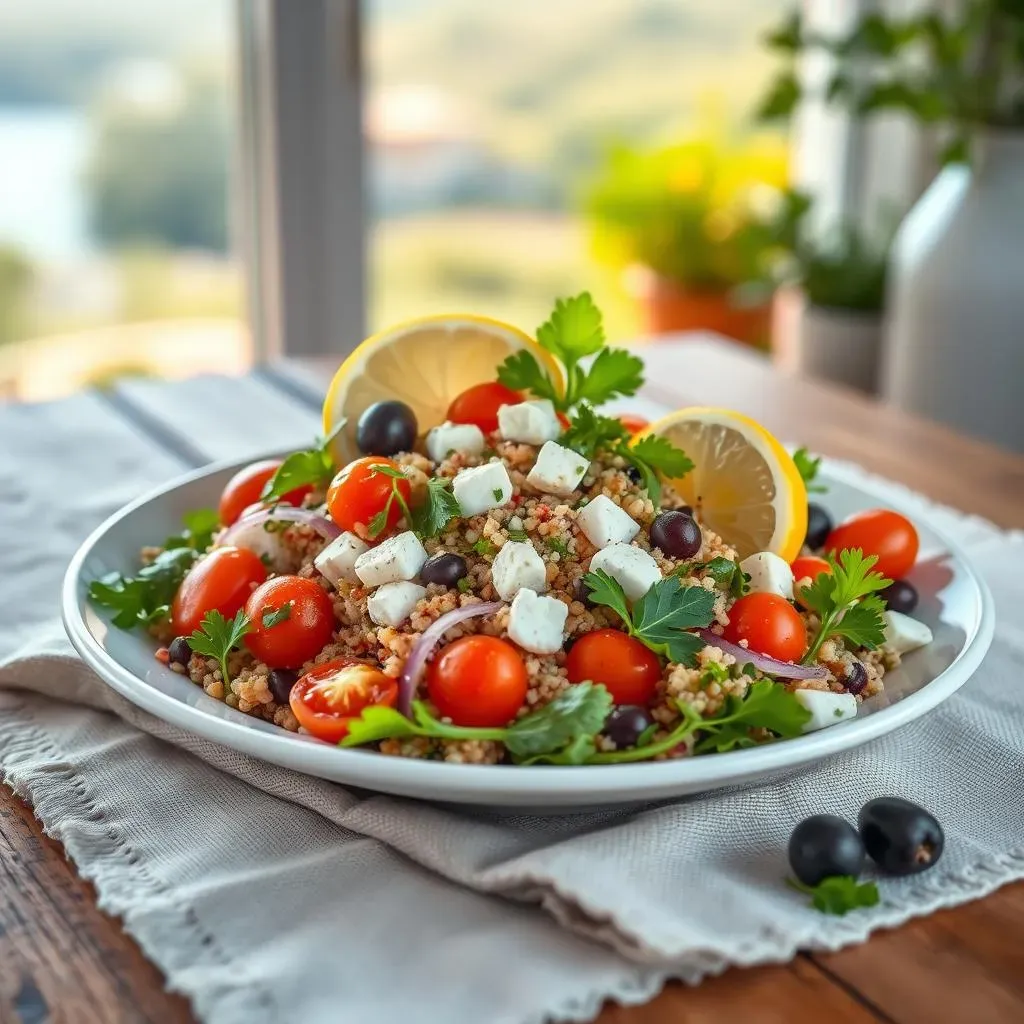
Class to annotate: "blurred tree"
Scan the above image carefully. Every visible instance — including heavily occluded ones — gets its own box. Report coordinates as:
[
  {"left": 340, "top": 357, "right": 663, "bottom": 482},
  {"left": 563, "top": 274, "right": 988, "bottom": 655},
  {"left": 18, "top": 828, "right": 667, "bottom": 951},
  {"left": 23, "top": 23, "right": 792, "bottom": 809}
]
[
  {"left": 85, "top": 71, "right": 230, "bottom": 252},
  {"left": 0, "top": 246, "right": 34, "bottom": 345}
]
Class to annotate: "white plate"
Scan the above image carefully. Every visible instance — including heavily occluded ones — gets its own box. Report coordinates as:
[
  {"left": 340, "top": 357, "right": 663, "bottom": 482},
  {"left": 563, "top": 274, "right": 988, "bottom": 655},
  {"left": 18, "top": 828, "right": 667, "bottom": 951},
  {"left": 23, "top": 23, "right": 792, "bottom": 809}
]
[{"left": 63, "top": 453, "right": 994, "bottom": 808}]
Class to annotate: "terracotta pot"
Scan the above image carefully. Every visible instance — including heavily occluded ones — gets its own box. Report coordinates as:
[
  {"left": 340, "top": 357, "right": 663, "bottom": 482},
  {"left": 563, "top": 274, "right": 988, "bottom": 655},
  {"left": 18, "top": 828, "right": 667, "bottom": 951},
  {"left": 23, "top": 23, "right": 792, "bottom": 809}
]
[{"left": 626, "top": 267, "right": 772, "bottom": 347}]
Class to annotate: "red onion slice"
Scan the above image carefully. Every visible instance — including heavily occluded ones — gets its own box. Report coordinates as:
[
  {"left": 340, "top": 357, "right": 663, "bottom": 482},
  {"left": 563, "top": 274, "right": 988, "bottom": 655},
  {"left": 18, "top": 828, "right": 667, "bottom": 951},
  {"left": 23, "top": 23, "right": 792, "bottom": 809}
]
[
  {"left": 219, "top": 506, "right": 341, "bottom": 547},
  {"left": 693, "top": 628, "right": 827, "bottom": 680},
  {"left": 399, "top": 601, "right": 503, "bottom": 716}
]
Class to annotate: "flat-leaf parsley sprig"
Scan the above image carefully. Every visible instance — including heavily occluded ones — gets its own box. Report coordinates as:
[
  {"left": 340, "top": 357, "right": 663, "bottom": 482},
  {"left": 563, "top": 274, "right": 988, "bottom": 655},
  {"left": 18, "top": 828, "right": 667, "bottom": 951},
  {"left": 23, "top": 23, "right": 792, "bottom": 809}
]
[
  {"left": 260, "top": 419, "right": 347, "bottom": 504},
  {"left": 369, "top": 466, "right": 462, "bottom": 540},
  {"left": 798, "top": 548, "right": 891, "bottom": 664},
  {"left": 793, "top": 447, "right": 826, "bottom": 494},
  {"left": 188, "top": 609, "right": 251, "bottom": 689},
  {"left": 786, "top": 875, "right": 880, "bottom": 915}
]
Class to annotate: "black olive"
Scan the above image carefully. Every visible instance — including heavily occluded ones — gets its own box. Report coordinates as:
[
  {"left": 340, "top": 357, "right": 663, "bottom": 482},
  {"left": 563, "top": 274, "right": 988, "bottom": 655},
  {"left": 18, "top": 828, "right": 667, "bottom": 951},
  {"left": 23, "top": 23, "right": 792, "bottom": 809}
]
[
  {"left": 168, "top": 636, "right": 192, "bottom": 667},
  {"left": 805, "top": 503, "right": 834, "bottom": 550},
  {"left": 268, "top": 669, "right": 298, "bottom": 704},
  {"left": 356, "top": 400, "right": 418, "bottom": 456},
  {"left": 625, "top": 465, "right": 643, "bottom": 485},
  {"left": 880, "top": 579, "right": 919, "bottom": 614},
  {"left": 604, "top": 706, "right": 655, "bottom": 748},
  {"left": 843, "top": 661, "right": 868, "bottom": 696},
  {"left": 420, "top": 552, "right": 468, "bottom": 587},
  {"left": 573, "top": 576, "right": 595, "bottom": 607},
  {"left": 858, "top": 797, "right": 944, "bottom": 876},
  {"left": 788, "top": 814, "right": 866, "bottom": 886},
  {"left": 649, "top": 510, "right": 702, "bottom": 559}
]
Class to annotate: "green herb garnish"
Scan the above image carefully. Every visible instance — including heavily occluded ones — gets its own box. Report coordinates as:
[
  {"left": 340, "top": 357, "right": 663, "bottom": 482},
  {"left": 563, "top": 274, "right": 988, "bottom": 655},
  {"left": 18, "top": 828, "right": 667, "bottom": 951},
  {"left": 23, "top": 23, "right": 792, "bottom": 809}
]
[
  {"left": 786, "top": 876, "right": 880, "bottom": 915},
  {"left": 88, "top": 547, "right": 196, "bottom": 630},
  {"left": 793, "top": 447, "right": 827, "bottom": 494},
  {"left": 692, "top": 680, "right": 811, "bottom": 753},
  {"left": 368, "top": 464, "right": 414, "bottom": 539},
  {"left": 188, "top": 610, "right": 251, "bottom": 690},
  {"left": 545, "top": 536, "right": 569, "bottom": 555},
  {"left": 163, "top": 508, "right": 220, "bottom": 553},
  {"left": 456, "top": 577, "right": 472, "bottom": 594},
  {"left": 411, "top": 477, "right": 462, "bottom": 539},
  {"left": 472, "top": 538, "right": 497, "bottom": 557},
  {"left": 260, "top": 602, "right": 292, "bottom": 629},
  {"left": 703, "top": 556, "right": 750, "bottom": 597},
  {"left": 261, "top": 419, "right": 347, "bottom": 504}
]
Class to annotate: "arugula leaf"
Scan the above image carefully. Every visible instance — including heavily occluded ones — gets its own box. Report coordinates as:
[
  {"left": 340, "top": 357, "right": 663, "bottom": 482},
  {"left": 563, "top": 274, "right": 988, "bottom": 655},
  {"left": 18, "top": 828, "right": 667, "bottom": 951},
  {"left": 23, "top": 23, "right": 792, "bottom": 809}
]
[
  {"left": 188, "top": 609, "right": 251, "bottom": 689},
  {"left": 793, "top": 447, "right": 827, "bottom": 494},
  {"left": 164, "top": 508, "right": 220, "bottom": 552},
  {"left": 411, "top": 477, "right": 462, "bottom": 539},
  {"left": 260, "top": 602, "right": 292, "bottom": 628},
  {"left": 787, "top": 875, "right": 880, "bottom": 915},
  {"left": 633, "top": 578, "right": 717, "bottom": 666},
  {"left": 573, "top": 348, "right": 644, "bottom": 406},
  {"left": 694, "top": 680, "right": 811, "bottom": 753},
  {"left": 536, "top": 292, "right": 606, "bottom": 362},
  {"left": 88, "top": 547, "right": 196, "bottom": 629},
  {"left": 496, "top": 350, "right": 558, "bottom": 402},
  {"left": 799, "top": 548, "right": 891, "bottom": 663},
  {"left": 260, "top": 420, "right": 347, "bottom": 503}
]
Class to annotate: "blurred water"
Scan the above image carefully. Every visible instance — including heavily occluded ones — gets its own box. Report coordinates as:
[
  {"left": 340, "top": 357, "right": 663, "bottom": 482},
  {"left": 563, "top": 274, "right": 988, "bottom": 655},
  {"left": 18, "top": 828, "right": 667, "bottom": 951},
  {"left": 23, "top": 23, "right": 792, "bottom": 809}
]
[{"left": 0, "top": 106, "right": 90, "bottom": 259}]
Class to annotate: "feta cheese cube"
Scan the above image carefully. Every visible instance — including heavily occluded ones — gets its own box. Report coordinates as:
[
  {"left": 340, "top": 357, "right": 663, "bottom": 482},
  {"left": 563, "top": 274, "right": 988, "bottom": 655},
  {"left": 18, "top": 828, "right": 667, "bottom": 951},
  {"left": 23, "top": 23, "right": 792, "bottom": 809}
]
[
  {"left": 576, "top": 494, "right": 640, "bottom": 550},
  {"left": 491, "top": 540, "right": 547, "bottom": 600},
  {"left": 794, "top": 689, "right": 858, "bottom": 733},
  {"left": 367, "top": 581, "right": 427, "bottom": 627},
  {"left": 740, "top": 551, "right": 794, "bottom": 600},
  {"left": 354, "top": 531, "right": 428, "bottom": 587},
  {"left": 883, "top": 610, "right": 933, "bottom": 655},
  {"left": 451, "top": 461, "right": 513, "bottom": 516},
  {"left": 498, "top": 399, "right": 561, "bottom": 445},
  {"left": 588, "top": 543, "right": 661, "bottom": 602},
  {"left": 526, "top": 440, "right": 589, "bottom": 496},
  {"left": 425, "top": 421, "right": 485, "bottom": 463},
  {"left": 508, "top": 588, "right": 567, "bottom": 655},
  {"left": 314, "top": 531, "right": 369, "bottom": 586}
]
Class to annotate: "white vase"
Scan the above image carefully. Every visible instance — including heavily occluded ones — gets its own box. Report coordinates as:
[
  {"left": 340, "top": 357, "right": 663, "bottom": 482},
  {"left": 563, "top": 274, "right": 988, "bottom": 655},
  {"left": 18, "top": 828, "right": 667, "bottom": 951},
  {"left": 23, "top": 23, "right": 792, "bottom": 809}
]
[{"left": 882, "top": 130, "right": 1024, "bottom": 452}]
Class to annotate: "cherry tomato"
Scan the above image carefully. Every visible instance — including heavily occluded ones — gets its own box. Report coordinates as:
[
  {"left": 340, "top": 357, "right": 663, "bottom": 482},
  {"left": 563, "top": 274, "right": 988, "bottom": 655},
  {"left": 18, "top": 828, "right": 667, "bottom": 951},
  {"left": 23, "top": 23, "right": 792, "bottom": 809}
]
[
  {"left": 244, "top": 576, "right": 336, "bottom": 669},
  {"left": 171, "top": 546, "right": 267, "bottom": 636},
  {"left": 327, "top": 456, "right": 410, "bottom": 536},
  {"left": 218, "top": 459, "right": 314, "bottom": 525},
  {"left": 427, "top": 635, "right": 527, "bottom": 727},
  {"left": 617, "top": 413, "right": 649, "bottom": 436},
  {"left": 791, "top": 555, "right": 833, "bottom": 585},
  {"left": 566, "top": 629, "right": 662, "bottom": 705},
  {"left": 289, "top": 658, "right": 398, "bottom": 743},
  {"left": 446, "top": 381, "right": 522, "bottom": 434},
  {"left": 724, "top": 593, "right": 807, "bottom": 663},
  {"left": 825, "top": 509, "right": 919, "bottom": 580}
]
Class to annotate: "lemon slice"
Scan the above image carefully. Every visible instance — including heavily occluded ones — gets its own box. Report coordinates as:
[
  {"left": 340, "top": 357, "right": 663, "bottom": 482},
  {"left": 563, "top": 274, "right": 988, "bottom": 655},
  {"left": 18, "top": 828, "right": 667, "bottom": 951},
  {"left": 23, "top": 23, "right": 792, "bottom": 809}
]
[
  {"left": 637, "top": 407, "right": 807, "bottom": 561},
  {"left": 322, "top": 314, "right": 562, "bottom": 464}
]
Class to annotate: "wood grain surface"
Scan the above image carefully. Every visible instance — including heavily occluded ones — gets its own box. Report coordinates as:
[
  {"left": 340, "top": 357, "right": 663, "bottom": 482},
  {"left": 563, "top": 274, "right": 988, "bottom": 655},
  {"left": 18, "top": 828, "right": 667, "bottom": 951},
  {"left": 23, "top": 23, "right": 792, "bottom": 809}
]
[{"left": 3, "top": 337, "right": 1023, "bottom": 1024}]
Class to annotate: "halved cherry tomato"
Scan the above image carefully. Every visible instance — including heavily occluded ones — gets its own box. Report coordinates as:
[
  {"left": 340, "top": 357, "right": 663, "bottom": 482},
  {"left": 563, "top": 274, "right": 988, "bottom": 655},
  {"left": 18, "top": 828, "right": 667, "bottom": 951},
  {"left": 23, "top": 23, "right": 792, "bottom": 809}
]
[
  {"left": 244, "top": 576, "right": 336, "bottom": 669},
  {"left": 566, "top": 629, "right": 662, "bottom": 705},
  {"left": 218, "top": 459, "right": 314, "bottom": 525},
  {"left": 724, "top": 592, "right": 807, "bottom": 663},
  {"left": 326, "top": 456, "right": 410, "bottom": 536},
  {"left": 171, "top": 546, "right": 267, "bottom": 636},
  {"left": 617, "top": 413, "right": 649, "bottom": 436},
  {"left": 825, "top": 509, "right": 919, "bottom": 580},
  {"left": 427, "top": 635, "right": 527, "bottom": 727},
  {"left": 791, "top": 555, "right": 833, "bottom": 586},
  {"left": 289, "top": 658, "right": 398, "bottom": 743},
  {"left": 446, "top": 381, "right": 522, "bottom": 434}
]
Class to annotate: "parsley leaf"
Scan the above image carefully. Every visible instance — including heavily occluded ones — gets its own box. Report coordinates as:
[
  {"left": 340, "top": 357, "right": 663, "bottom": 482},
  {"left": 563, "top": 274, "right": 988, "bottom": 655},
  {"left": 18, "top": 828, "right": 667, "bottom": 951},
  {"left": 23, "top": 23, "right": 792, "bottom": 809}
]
[
  {"left": 630, "top": 435, "right": 694, "bottom": 480},
  {"left": 536, "top": 292, "right": 606, "bottom": 362},
  {"left": 411, "top": 477, "right": 462, "bottom": 539},
  {"left": 472, "top": 538, "right": 496, "bottom": 557},
  {"left": 702, "top": 556, "right": 750, "bottom": 597},
  {"left": 517, "top": 734, "right": 598, "bottom": 765},
  {"left": 164, "top": 508, "right": 220, "bottom": 552},
  {"left": 188, "top": 609, "right": 251, "bottom": 690},
  {"left": 573, "top": 348, "right": 644, "bottom": 406},
  {"left": 545, "top": 536, "right": 569, "bottom": 555},
  {"left": 787, "top": 875, "right": 880, "bottom": 915},
  {"left": 89, "top": 547, "right": 196, "bottom": 630},
  {"left": 579, "top": 569, "right": 632, "bottom": 626},
  {"left": 260, "top": 420, "right": 347, "bottom": 503},
  {"left": 793, "top": 447, "right": 827, "bottom": 494},
  {"left": 832, "top": 595, "right": 888, "bottom": 648},
  {"left": 341, "top": 705, "right": 424, "bottom": 746},
  {"left": 694, "top": 680, "right": 811, "bottom": 753},
  {"left": 559, "top": 404, "right": 629, "bottom": 459},
  {"left": 496, "top": 350, "right": 559, "bottom": 402},
  {"left": 367, "top": 465, "right": 414, "bottom": 539},
  {"left": 260, "top": 602, "right": 292, "bottom": 628}
]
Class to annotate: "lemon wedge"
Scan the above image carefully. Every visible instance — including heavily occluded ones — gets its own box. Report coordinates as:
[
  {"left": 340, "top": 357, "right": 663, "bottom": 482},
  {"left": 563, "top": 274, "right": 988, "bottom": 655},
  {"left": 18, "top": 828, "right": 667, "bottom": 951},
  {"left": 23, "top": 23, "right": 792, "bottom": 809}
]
[
  {"left": 322, "top": 314, "right": 562, "bottom": 464},
  {"left": 636, "top": 407, "right": 807, "bottom": 561}
]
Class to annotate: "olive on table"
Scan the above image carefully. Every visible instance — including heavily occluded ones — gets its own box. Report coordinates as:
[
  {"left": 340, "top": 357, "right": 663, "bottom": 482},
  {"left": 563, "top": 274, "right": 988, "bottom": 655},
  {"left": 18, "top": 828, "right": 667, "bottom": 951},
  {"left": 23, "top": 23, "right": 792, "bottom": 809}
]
[
  {"left": 356, "top": 400, "right": 418, "bottom": 456},
  {"left": 880, "top": 579, "right": 919, "bottom": 614},
  {"left": 268, "top": 668, "right": 298, "bottom": 704},
  {"left": 858, "top": 797, "right": 944, "bottom": 876},
  {"left": 604, "top": 706, "right": 655, "bottom": 749},
  {"left": 649, "top": 510, "right": 702, "bottom": 559},
  {"left": 168, "top": 636, "right": 192, "bottom": 667},
  {"left": 805, "top": 503, "right": 833, "bottom": 551},
  {"left": 788, "top": 814, "right": 866, "bottom": 886},
  {"left": 420, "top": 552, "right": 468, "bottom": 587}
]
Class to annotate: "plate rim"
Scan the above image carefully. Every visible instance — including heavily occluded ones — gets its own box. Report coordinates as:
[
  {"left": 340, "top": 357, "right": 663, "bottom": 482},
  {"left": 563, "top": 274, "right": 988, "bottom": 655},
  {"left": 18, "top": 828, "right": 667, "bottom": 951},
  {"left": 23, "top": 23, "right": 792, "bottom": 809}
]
[{"left": 62, "top": 450, "right": 996, "bottom": 803}]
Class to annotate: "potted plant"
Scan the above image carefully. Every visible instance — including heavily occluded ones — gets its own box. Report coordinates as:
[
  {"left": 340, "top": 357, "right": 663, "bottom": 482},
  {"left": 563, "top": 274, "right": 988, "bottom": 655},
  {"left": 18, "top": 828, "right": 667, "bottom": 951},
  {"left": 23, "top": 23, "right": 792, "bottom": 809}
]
[
  {"left": 582, "top": 131, "right": 789, "bottom": 347},
  {"left": 759, "top": 4, "right": 1024, "bottom": 449}
]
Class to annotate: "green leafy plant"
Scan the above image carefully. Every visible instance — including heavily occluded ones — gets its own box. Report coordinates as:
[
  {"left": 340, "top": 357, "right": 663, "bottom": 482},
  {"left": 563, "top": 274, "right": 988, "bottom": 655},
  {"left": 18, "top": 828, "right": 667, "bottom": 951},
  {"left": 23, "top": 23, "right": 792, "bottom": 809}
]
[
  {"left": 792, "top": 448, "right": 827, "bottom": 494},
  {"left": 261, "top": 420, "right": 347, "bottom": 504},
  {"left": 188, "top": 609, "right": 251, "bottom": 690},
  {"left": 787, "top": 875, "right": 880, "bottom": 915}
]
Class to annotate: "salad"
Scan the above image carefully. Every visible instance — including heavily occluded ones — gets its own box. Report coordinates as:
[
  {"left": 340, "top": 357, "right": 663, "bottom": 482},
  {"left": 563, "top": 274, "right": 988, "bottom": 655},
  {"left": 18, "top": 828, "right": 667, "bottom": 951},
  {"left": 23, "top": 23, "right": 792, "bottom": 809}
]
[{"left": 89, "top": 293, "right": 934, "bottom": 766}]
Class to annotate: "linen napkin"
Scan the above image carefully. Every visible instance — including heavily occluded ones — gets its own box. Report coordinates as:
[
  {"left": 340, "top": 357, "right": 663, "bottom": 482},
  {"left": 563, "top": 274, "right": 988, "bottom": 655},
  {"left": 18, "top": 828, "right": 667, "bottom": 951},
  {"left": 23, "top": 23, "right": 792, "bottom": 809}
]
[{"left": 2, "top": 425, "right": 1023, "bottom": 1023}]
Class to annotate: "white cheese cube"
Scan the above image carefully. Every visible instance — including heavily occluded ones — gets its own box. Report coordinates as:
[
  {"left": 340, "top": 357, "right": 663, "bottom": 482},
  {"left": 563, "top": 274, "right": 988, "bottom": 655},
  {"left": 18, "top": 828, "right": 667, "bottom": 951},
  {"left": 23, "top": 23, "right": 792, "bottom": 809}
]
[
  {"left": 740, "top": 551, "right": 794, "bottom": 600},
  {"left": 314, "top": 531, "right": 369, "bottom": 586},
  {"left": 883, "top": 610, "right": 933, "bottom": 655},
  {"left": 451, "top": 461, "right": 513, "bottom": 516},
  {"left": 588, "top": 543, "right": 661, "bottom": 602},
  {"left": 367, "top": 581, "right": 427, "bottom": 627},
  {"left": 354, "top": 531, "right": 428, "bottom": 587},
  {"left": 491, "top": 540, "right": 547, "bottom": 600},
  {"left": 498, "top": 399, "right": 561, "bottom": 445},
  {"left": 576, "top": 494, "right": 640, "bottom": 550},
  {"left": 508, "top": 589, "right": 567, "bottom": 655},
  {"left": 526, "top": 440, "right": 589, "bottom": 496},
  {"left": 794, "top": 689, "right": 858, "bottom": 733},
  {"left": 425, "top": 421, "right": 485, "bottom": 463}
]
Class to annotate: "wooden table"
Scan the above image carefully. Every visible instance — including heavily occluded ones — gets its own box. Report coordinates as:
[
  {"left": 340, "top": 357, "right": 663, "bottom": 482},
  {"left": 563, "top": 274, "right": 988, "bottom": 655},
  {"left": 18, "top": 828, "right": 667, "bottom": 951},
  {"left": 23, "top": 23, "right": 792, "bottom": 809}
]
[{"left": 3, "top": 337, "right": 1024, "bottom": 1024}]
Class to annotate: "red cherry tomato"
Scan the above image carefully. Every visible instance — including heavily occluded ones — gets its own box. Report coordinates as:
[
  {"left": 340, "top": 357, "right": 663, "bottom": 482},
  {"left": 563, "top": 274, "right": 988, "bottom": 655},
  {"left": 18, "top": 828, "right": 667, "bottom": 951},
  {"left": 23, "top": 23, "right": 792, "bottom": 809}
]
[
  {"left": 427, "top": 635, "right": 528, "bottom": 727},
  {"left": 446, "top": 381, "right": 522, "bottom": 434},
  {"left": 791, "top": 556, "right": 833, "bottom": 585},
  {"left": 617, "top": 413, "right": 649, "bottom": 436},
  {"left": 218, "top": 459, "right": 314, "bottom": 525},
  {"left": 171, "top": 546, "right": 268, "bottom": 636},
  {"left": 723, "top": 593, "right": 807, "bottom": 663},
  {"left": 566, "top": 629, "right": 662, "bottom": 705},
  {"left": 289, "top": 658, "right": 398, "bottom": 743},
  {"left": 244, "top": 576, "right": 336, "bottom": 669},
  {"left": 326, "top": 456, "right": 410, "bottom": 536},
  {"left": 825, "top": 509, "right": 919, "bottom": 580}
]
